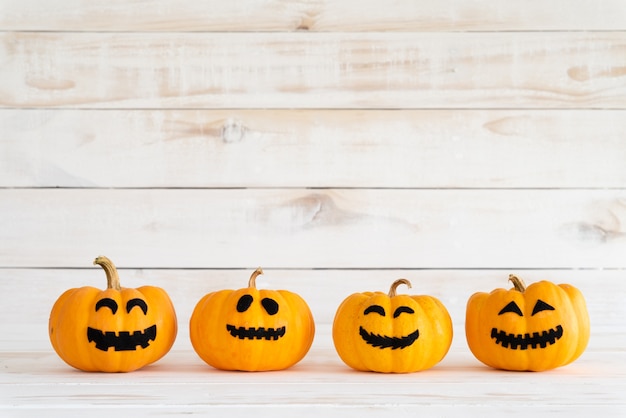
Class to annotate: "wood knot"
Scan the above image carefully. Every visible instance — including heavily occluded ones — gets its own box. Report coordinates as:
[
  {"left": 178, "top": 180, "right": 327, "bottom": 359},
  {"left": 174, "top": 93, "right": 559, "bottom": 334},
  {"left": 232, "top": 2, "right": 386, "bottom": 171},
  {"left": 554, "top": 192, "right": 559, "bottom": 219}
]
[
  {"left": 296, "top": 11, "right": 317, "bottom": 31},
  {"left": 221, "top": 118, "right": 245, "bottom": 143}
]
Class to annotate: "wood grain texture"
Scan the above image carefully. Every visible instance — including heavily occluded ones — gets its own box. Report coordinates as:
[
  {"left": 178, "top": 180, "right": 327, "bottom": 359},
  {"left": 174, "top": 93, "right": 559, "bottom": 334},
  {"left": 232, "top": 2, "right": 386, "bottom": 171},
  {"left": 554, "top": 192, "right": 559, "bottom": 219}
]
[
  {"left": 2, "top": 0, "right": 626, "bottom": 32},
  {"left": 2, "top": 0, "right": 625, "bottom": 414},
  {"left": 2, "top": 32, "right": 625, "bottom": 109},
  {"left": 2, "top": 268, "right": 623, "bottom": 414},
  {"left": 0, "top": 346, "right": 626, "bottom": 417},
  {"left": 1, "top": 345, "right": 624, "bottom": 417},
  {"left": 2, "top": 109, "right": 625, "bottom": 188},
  {"left": 2, "top": 189, "right": 625, "bottom": 269},
  {"left": 1, "top": 268, "right": 621, "bottom": 350}
]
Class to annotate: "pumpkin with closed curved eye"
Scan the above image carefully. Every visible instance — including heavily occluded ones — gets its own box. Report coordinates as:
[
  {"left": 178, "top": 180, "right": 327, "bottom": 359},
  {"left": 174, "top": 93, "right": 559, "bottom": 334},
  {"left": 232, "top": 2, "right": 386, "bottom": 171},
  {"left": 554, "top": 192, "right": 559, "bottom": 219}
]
[
  {"left": 465, "top": 274, "right": 590, "bottom": 371},
  {"left": 48, "top": 256, "right": 178, "bottom": 372},
  {"left": 189, "top": 268, "right": 315, "bottom": 371},
  {"left": 332, "top": 278, "right": 453, "bottom": 373}
]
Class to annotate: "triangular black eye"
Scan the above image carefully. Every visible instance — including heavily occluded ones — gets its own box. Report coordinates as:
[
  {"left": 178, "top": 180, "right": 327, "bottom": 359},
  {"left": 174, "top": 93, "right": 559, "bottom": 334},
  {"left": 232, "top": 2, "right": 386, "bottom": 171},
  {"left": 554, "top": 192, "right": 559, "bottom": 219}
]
[
  {"left": 498, "top": 301, "right": 523, "bottom": 316},
  {"left": 532, "top": 299, "right": 555, "bottom": 316},
  {"left": 364, "top": 305, "right": 386, "bottom": 316}
]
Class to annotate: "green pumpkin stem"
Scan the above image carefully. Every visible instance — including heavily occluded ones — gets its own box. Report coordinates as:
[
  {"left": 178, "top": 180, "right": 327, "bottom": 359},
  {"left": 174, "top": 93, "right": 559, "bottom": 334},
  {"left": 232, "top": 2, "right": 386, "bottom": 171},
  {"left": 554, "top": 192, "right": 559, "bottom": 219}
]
[
  {"left": 248, "top": 267, "right": 264, "bottom": 288},
  {"left": 508, "top": 274, "right": 527, "bottom": 292},
  {"left": 94, "top": 256, "right": 121, "bottom": 291},
  {"left": 388, "top": 278, "right": 412, "bottom": 297}
]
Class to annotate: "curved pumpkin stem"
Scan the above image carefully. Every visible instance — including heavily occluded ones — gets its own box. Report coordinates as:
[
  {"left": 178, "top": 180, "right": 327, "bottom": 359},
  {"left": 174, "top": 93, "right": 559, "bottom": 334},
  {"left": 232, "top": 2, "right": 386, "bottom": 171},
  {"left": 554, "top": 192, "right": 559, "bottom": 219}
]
[
  {"left": 508, "top": 274, "right": 527, "bottom": 292},
  {"left": 248, "top": 267, "right": 264, "bottom": 288},
  {"left": 94, "top": 256, "right": 121, "bottom": 291},
  {"left": 388, "top": 278, "right": 412, "bottom": 297}
]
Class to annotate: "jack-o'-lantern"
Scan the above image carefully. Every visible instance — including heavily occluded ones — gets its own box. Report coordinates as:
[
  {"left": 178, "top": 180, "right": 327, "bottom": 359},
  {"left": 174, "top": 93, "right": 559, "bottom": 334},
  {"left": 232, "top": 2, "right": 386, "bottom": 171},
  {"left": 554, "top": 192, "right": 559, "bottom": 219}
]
[
  {"left": 332, "top": 278, "right": 453, "bottom": 373},
  {"left": 48, "top": 256, "right": 178, "bottom": 372},
  {"left": 189, "top": 268, "right": 315, "bottom": 371},
  {"left": 465, "top": 274, "right": 590, "bottom": 371}
]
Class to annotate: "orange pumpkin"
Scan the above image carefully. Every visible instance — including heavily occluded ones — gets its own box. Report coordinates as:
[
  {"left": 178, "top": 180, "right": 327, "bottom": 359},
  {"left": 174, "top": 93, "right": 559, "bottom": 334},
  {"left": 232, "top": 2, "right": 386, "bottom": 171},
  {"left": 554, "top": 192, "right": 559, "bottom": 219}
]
[
  {"left": 465, "top": 274, "right": 590, "bottom": 371},
  {"left": 332, "top": 278, "right": 453, "bottom": 373},
  {"left": 189, "top": 268, "right": 315, "bottom": 371},
  {"left": 49, "top": 256, "right": 178, "bottom": 372}
]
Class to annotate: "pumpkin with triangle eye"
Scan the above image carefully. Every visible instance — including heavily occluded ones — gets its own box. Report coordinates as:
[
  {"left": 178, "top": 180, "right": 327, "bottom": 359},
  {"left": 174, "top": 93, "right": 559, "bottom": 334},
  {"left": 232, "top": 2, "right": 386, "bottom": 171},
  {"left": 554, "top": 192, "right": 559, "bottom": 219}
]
[
  {"left": 189, "top": 268, "right": 315, "bottom": 371},
  {"left": 48, "top": 256, "right": 178, "bottom": 372},
  {"left": 465, "top": 275, "right": 590, "bottom": 371},
  {"left": 332, "top": 278, "right": 453, "bottom": 373}
]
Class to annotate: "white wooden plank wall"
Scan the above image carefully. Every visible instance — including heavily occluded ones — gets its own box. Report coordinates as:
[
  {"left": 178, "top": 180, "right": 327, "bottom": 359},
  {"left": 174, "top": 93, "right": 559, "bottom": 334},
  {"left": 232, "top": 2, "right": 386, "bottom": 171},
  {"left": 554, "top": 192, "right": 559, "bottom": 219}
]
[{"left": 1, "top": 1, "right": 625, "bottom": 416}]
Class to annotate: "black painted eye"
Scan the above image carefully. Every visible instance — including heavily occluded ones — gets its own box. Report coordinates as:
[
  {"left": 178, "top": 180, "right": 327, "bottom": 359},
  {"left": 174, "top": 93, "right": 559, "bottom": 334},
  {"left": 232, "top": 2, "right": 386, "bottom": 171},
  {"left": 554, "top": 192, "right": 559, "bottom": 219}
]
[
  {"left": 532, "top": 299, "right": 555, "bottom": 316},
  {"left": 126, "top": 298, "right": 148, "bottom": 315},
  {"left": 393, "top": 306, "right": 415, "bottom": 318},
  {"left": 261, "top": 298, "right": 279, "bottom": 315},
  {"left": 498, "top": 301, "right": 523, "bottom": 316},
  {"left": 364, "top": 305, "right": 386, "bottom": 316},
  {"left": 95, "top": 298, "right": 118, "bottom": 314},
  {"left": 237, "top": 295, "right": 253, "bottom": 312}
]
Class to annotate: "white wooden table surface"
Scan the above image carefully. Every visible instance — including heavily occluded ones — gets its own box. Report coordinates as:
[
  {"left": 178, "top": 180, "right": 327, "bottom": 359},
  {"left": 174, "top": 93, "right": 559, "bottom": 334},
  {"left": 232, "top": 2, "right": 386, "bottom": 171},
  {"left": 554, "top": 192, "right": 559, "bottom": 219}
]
[
  {"left": 2, "top": 1, "right": 626, "bottom": 416},
  {"left": 3, "top": 334, "right": 625, "bottom": 417},
  {"left": 2, "top": 269, "right": 625, "bottom": 416}
]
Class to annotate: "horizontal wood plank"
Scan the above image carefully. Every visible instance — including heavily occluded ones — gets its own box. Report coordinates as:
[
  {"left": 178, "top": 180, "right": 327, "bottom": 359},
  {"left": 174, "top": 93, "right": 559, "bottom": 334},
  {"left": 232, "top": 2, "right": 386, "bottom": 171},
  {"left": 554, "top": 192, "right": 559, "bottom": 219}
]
[
  {"left": 2, "top": 0, "right": 626, "bottom": 32},
  {"left": 2, "top": 32, "right": 625, "bottom": 109},
  {"left": 2, "top": 109, "right": 625, "bottom": 188},
  {"left": 1, "top": 347, "right": 624, "bottom": 413},
  {"left": 2, "top": 345, "right": 624, "bottom": 416},
  {"left": 1, "top": 268, "right": 621, "bottom": 350},
  {"left": 2, "top": 189, "right": 625, "bottom": 269}
]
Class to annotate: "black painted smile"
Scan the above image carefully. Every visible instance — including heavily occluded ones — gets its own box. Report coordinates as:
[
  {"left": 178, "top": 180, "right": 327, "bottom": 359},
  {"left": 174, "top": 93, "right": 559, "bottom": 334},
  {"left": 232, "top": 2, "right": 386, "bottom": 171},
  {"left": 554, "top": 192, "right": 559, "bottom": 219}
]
[
  {"left": 226, "top": 324, "right": 286, "bottom": 340},
  {"left": 87, "top": 325, "right": 157, "bottom": 351},
  {"left": 359, "top": 326, "right": 419, "bottom": 350},
  {"left": 491, "top": 325, "right": 563, "bottom": 350}
]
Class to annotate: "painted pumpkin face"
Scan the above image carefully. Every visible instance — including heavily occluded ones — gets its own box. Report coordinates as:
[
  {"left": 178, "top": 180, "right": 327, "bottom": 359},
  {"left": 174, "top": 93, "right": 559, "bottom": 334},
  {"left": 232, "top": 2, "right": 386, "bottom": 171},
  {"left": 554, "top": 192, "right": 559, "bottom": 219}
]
[
  {"left": 465, "top": 275, "right": 590, "bottom": 371},
  {"left": 332, "top": 279, "right": 453, "bottom": 373},
  {"left": 48, "top": 256, "right": 178, "bottom": 372},
  {"left": 189, "top": 268, "right": 315, "bottom": 371}
]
